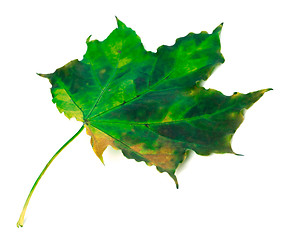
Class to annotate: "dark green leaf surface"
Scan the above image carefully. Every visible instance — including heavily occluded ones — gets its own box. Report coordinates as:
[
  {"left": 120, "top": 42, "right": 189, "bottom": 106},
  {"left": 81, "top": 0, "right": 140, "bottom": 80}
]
[{"left": 39, "top": 18, "right": 271, "bottom": 187}]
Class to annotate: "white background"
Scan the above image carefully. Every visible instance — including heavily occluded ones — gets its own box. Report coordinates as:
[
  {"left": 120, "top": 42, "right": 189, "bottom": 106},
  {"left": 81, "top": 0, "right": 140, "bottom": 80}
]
[{"left": 1, "top": 0, "right": 287, "bottom": 239}]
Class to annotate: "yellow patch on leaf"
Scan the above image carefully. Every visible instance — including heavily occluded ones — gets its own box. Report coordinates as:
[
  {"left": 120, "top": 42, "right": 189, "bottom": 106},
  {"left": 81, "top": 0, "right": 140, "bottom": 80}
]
[
  {"left": 118, "top": 57, "right": 132, "bottom": 68},
  {"left": 85, "top": 125, "right": 117, "bottom": 164}
]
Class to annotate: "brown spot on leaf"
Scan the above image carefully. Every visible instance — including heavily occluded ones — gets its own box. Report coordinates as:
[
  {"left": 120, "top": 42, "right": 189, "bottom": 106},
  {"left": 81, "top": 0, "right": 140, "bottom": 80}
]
[
  {"left": 99, "top": 68, "right": 107, "bottom": 79},
  {"left": 130, "top": 141, "right": 185, "bottom": 172}
]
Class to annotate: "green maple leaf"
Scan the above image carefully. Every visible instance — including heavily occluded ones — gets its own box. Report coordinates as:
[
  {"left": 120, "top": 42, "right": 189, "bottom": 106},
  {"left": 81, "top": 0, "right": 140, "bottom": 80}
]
[{"left": 17, "top": 18, "right": 271, "bottom": 227}]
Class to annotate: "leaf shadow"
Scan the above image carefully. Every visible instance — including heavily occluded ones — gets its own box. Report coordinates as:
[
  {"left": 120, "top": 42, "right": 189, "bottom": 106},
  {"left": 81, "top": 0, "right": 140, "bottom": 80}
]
[{"left": 176, "top": 150, "right": 194, "bottom": 174}]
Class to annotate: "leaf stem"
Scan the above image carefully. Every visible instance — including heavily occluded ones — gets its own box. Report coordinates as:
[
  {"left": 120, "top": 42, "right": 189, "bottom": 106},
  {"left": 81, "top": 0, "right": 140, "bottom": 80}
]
[{"left": 17, "top": 124, "right": 85, "bottom": 227}]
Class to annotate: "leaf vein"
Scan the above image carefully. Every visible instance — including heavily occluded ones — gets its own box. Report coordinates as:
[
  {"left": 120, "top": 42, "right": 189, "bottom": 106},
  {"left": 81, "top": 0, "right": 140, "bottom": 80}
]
[
  {"left": 93, "top": 125, "right": 150, "bottom": 162},
  {"left": 57, "top": 80, "right": 85, "bottom": 117},
  {"left": 91, "top": 104, "right": 237, "bottom": 126},
  {"left": 87, "top": 70, "right": 174, "bottom": 121},
  {"left": 85, "top": 53, "right": 122, "bottom": 119}
]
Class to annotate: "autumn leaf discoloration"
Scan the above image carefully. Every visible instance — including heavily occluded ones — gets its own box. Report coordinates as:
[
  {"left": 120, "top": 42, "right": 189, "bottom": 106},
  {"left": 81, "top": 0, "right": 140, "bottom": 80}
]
[
  {"left": 85, "top": 125, "right": 116, "bottom": 164},
  {"left": 39, "top": 18, "right": 271, "bottom": 187}
]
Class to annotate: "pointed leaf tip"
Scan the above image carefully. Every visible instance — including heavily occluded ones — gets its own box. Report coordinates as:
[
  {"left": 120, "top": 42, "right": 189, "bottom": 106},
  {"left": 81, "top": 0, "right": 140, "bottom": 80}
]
[
  {"left": 169, "top": 173, "right": 179, "bottom": 189},
  {"left": 37, "top": 73, "right": 51, "bottom": 78},
  {"left": 37, "top": 73, "right": 46, "bottom": 77},
  {"left": 235, "top": 153, "right": 244, "bottom": 157},
  {"left": 86, "top": 35, "right": 92, "bottom": 43},
  {"left": 259, "top": 88, "right": 273, "bottom": 95},
  {"left": 99, "top": 156, "right": 105, "bottom": 165},
  {"left": 213, "top": 22, "right": 224, "bottom": 35},
  {"left": 115, "top": 17, "right": 126, "bottom": 29}
]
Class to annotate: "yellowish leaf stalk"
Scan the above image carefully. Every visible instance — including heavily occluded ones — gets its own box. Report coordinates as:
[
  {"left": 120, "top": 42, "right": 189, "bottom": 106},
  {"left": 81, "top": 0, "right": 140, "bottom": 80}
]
[{"left": 17, "top": 125, "right": 85, "bottom": 227}]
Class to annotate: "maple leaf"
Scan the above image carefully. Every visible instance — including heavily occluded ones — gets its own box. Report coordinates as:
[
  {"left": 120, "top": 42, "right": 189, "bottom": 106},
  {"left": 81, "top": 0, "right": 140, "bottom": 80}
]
[{"left": 17, "top": 18, "right": 271, "bottom": 227}]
